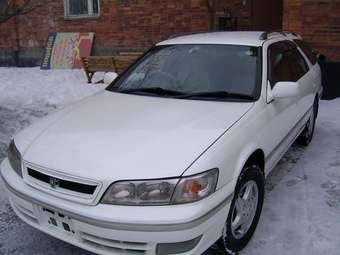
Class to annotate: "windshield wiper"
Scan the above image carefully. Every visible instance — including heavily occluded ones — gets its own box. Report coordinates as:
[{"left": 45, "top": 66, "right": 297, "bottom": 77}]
[
  {"left": 119, "top": 87, "right": 185, "bottom": 97},
  {"left": 176, "top": 91, "right": 255, "bottom": 101},
  {"left": 118, "top": 88, "right": 254, "bottom": 100}
]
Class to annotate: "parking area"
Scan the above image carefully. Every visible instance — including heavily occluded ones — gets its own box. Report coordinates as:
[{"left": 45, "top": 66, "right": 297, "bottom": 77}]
[{"left": 1, "top": 68, "right": 340, "bottom": 255}]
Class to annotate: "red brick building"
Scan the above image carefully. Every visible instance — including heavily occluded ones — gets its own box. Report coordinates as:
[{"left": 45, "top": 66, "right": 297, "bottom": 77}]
[{"left": 0, "top": 0, "right": 340, "bottom": 66}]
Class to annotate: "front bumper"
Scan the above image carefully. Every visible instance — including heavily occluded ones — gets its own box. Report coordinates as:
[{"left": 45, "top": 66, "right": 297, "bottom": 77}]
[{"left": 1, "top": 158, "right": 233, "bottom": 255}]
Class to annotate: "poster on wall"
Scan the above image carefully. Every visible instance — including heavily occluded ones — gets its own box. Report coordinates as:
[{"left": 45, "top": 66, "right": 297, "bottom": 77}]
[{"left": 40, "top": 32, "right": 94, "bottom": 69}]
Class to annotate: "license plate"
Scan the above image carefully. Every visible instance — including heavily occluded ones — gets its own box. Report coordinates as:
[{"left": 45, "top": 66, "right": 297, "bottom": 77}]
[{"left": 40, "top": 207, "right": 75, "bottom": 235}]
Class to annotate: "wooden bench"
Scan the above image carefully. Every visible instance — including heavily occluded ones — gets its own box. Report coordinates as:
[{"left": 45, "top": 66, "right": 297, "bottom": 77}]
[
  {"left": 112, "top": 52, "right": 143, "bottom": 74},
  {"left": 81, "top": 52, "right": 143, "bottom": 83},
  {"left": 81, "top": 56, "right": 115, "bottom": 83}
]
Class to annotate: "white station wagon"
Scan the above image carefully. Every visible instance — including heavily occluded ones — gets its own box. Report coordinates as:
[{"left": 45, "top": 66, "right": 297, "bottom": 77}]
[{"left": 1, "top": 31, "right": 322, "bottom": 255}]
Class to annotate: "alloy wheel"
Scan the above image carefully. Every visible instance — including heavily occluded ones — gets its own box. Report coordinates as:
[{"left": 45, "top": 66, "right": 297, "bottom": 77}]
[{"left": 231, "top": 180, "right": 259, "bottom": 239}]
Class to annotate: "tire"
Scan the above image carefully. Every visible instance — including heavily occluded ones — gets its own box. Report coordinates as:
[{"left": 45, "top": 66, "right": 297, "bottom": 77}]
[
  {"left": 218, "top": 165, "right": 265, "bottom": 253},
  {"left": 297, "top": 98, "right": 318, "bottom": 146}
]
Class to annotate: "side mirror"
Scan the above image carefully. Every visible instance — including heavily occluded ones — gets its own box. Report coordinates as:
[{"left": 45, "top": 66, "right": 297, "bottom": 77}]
[
  {"left": 317, "top": 54, "right": 326, "bottom": 62},
  {"left": 272, "top": 81, "right": 299, "bottom": 99},
  {"left": 103, "top": 72, "right": 118, "bottom": 85}
]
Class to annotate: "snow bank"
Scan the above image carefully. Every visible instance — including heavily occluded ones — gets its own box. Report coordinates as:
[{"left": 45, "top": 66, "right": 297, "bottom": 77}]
[
  {"left": 0, "top": 67, "right": 103, "bottom": 109},
  {"left": 0, "top": 67, "right": 105, "bottom": 160}
]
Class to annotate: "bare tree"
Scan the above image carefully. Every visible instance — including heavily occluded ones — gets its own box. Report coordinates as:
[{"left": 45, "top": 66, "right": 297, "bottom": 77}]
[
  {"left": 205, "top": 0, "right": 217, "bottom": 30},
  {"left": 0, "top": 0, "right": 43, "bottom": 24}
]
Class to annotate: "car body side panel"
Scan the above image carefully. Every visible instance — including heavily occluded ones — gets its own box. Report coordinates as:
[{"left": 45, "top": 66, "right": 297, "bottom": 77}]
[{"left": 183, "top": 101, "right": 268, "bottom": 189}]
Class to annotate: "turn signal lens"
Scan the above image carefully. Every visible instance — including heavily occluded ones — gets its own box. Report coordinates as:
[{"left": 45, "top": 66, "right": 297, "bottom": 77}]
[
  {"left": 186, "top": 180, "right": 202, "bottom": 194},
  {"left": 171, "top": 169, "right": 218, "bottom": 204}
]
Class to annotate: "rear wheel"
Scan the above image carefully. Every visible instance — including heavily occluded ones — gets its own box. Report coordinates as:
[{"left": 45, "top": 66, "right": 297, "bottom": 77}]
[
  {"left": 297, "top": 98, "right": 318, "bottom": 146},
  {"left": 218, "top": 165, "right": 265, "bottom": 253}
]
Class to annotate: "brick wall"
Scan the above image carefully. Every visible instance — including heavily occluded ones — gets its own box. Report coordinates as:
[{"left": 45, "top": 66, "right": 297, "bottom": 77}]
[
  {"left": 0, "top": 17, "right": 18, "bottom": 65},
  {"left": 283, "top": 0, "right": 340, "bottom": 62},
  {"left": 0, "top": 0, "right": 252, "bottom": 66},
  {"left": 0, "top": 0, "right": 205, "bottom": 50},
  {"left": 0, "top": 18, "right": 16, "bottom": 49},
  {"left": 1, "top": 0, "right": 339, "bottom": 66}
]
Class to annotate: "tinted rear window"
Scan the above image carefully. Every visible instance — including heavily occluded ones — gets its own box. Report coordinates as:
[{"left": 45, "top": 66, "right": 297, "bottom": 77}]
[{"left": 294, "top": 39, "right": 317, "bottom": 65}]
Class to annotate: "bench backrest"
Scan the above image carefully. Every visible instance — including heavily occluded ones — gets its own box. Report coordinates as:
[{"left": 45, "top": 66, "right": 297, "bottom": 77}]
[
  {"left": 113, "top": 52, "right": 143, "bottom": 73},
  {"left": 82, "top": 52, "right": 143, "bottom": 74},
  {"left": 82, "top": 56, "right": 115, "bottom": 72}
]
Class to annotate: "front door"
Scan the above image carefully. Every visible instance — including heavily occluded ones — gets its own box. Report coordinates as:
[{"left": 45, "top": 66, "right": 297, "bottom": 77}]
[{"left": 262, "top": 40, "right": 301, "bottom": 173}]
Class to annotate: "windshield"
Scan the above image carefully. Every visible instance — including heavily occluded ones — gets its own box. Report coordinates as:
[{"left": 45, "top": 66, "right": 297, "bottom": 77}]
[{"left": 107, "top": 44, "right": 261, "bottom": 100}]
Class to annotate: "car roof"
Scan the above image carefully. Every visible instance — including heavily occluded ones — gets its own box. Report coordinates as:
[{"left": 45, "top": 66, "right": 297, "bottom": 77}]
[{"left": 157, "top": 31, "right": 300, "bottom": 47}]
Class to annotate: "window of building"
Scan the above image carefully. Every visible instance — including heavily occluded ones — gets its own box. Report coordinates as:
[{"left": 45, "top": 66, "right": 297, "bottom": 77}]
[
  {"left": 0, "top": 0, "right": 7, "bottom": 10},
  {"left": 64, "top": 0, "right": 100, "bottom": 19}
]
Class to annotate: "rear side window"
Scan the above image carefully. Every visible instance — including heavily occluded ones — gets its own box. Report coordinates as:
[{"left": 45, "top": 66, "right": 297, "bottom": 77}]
[
  {"left": 288, "top": 48, "right": 309, "bottom": 81},
  {"left": 268, "top": 41, "right": 309, "bottom": 86},
  {"left": 294, "top": 39, "right": 317, "bottom": 65}
]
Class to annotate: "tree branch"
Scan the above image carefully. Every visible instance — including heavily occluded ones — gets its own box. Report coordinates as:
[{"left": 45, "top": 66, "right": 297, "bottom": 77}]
[{"left": 0, "top": 0, "right": 45, "bottom": 24}]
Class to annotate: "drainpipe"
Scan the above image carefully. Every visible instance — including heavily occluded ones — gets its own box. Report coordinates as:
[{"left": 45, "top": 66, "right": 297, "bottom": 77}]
[
  {"left": 13, "top": 0, "right": 20, "bottom": 66},
  {"left": 250, "top": 0, "right": 254, "bottom": 30}
]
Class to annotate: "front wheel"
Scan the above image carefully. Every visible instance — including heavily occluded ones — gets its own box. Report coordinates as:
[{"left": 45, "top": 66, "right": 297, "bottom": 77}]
[{"left": 218, "top": 165, "right": 265, "bottom": 253}]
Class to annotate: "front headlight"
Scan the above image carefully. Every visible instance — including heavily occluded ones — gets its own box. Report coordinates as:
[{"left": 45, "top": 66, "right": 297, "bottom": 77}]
[
  {"left": 101, "top": 168, "right": 218, "bottom": 205},
  {"left": 7, "top": 139, "right": 23, "bottom": 177}
]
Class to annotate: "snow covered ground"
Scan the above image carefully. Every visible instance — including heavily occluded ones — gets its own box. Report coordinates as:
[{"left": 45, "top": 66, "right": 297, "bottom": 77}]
[{"left": 0, "top": 67, "right": 340, "bottom": 255}]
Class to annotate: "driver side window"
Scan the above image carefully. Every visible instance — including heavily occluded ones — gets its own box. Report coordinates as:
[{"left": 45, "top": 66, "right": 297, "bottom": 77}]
[
  {"left": 268, "top": 42, "right": 293, "bottom": 86},
  {"left": 268, "top": 41, "right": 309, "bottom": 87}
]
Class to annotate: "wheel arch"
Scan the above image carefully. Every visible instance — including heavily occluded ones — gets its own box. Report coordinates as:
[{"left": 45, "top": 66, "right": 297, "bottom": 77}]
[
  {"left": 232, "top": 147, "right": 265, "bottom": 183},
  {"left": 244, "top": 149, "right": 265, "bottom": 173}
]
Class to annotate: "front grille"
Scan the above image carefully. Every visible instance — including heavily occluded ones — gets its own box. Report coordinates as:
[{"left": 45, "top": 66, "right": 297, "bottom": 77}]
[{"left": 27, "top": 168, "right": 97, "bottom": 195}]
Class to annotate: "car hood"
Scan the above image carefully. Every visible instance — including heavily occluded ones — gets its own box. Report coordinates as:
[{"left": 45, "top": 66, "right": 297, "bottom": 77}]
[{"left": 19, "top": 91, "right": 253, "bottom": 183}]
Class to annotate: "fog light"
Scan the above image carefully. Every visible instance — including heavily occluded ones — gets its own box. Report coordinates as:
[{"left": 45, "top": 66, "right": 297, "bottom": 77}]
[{"left": 156, "top": 236, "right": 202, "bottom": 255}]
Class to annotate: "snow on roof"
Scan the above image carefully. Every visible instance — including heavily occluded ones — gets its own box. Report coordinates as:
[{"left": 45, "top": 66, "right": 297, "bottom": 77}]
[{"left": 157, "top": 31, "right": 271, "bottom": 47}]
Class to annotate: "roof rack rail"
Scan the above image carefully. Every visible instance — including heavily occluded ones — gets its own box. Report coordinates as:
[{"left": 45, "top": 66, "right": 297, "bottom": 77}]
[
  {"left": 166, "top": 30, "right": 237, "bottom": 40},
  {"left": 260, "top": 31, "right": 285, "bottom": 40},
  {"left": 260, "top": 30, "right": 299, "bottom": 40},
  {"left": 283, "top": 31, "right": 299, "bottom": 37},
  {"left": 167, "top": 31, "right": 217, "bottom": 40}
]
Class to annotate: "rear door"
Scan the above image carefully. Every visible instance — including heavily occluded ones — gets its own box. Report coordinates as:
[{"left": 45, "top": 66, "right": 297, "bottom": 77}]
[
  {"left": 294, "top": 39, "right": 322, "bottom": 100},
  {"left": 283, "top": 42, "right": 311, "bottom": 119}
]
